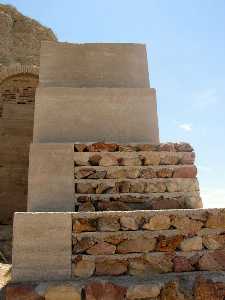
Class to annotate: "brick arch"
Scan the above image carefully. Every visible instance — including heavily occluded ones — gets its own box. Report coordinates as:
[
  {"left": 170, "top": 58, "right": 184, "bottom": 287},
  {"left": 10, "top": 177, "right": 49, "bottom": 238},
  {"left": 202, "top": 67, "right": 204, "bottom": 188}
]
[{"left": 0, "top": 64, "right": 39, "bottom": 85}]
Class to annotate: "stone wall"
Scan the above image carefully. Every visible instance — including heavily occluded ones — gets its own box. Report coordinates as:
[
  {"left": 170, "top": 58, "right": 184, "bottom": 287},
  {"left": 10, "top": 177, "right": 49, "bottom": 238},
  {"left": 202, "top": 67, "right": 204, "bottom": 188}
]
[{"left": 0, "top": 4, "right": 57, "bottom": 224}]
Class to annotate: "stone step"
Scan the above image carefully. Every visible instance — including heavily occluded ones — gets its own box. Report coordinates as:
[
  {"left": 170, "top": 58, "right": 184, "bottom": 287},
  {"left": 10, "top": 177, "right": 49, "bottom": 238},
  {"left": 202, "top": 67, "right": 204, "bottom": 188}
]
[
  {"left": 74, "top": 165, "right": 197, "bottom": 179},
  {"left": 74, "top": 150, "right": 195, "bottom": 167},
  {"left": 74, "top": 142, "right": 193, "bottom": 152},
  {"left": 5, "top": 271, "right": 225, "bottom": 300},
  {"left": 74, "top": 191, "right": 202, "bottom": 211},
  {"left": 75, "top": 178, "right": 199, "bottom": 194},
  {"left": 12, "top": 209, "right": 225, "bottom": 282}
]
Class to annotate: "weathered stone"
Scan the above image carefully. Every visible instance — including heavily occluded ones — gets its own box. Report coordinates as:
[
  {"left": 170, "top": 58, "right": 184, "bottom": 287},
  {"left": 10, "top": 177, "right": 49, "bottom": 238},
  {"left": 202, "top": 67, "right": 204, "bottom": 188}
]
[
  {"left": 194, "top": 277, "right": 225, "bottom": 300},
  {"left": 97, "top": 201, "right": 130, "bottom": 211},
  {"left": 180, "top": 236, "right": 202, "bottom": 251},
  {"left": 206, "top": 211, "right": 225, "bottom": 229},
  {"left": 117, "top": 237, "right": 156, "bottom": 253},
  {"left": 75, "top": 168, "right": 95, "bottom": 179},
  {"left": 180, "top": 152, "right": 195, "bottom": 164},
  {"left": 130, "top": 182, "right": 145, "bottom": 193},
  {"left": 87, "top": 241, "right": 116, "bottom": 255},
  {"left": 151, "top": 196, "right": 185, "bottom": 210},
  {"left": 120, "top": 216, "right": 139, "bottom": 230},
  {"left": 175, "top": 143, "right": 193, "bottom": 152},
  {"left": 73, "top": 237, "right": 96, "bottom": 253},
  {"left": 141, "top": 152, "right": 160, "bottom": 165},
  {"left": 126, "top": 283, "right": 161, "bottom": 299},
  {"left": 159, "top": 143, "right": 176, "bottom": 152},
  {"left": 157, "top": 167, "right": 173, "bottom": 178},
  {"left": 118, "top": 144, "right": 137, "bottom": 151},
  {"left": 173, "top": 166, "right": 197, "bottom": 178},
  {"left": 143, "top": 215, "right": 171, "bottom": 230},
  {"left": 198, "top": 251, "right": 225, "bottom": 271},
  {"left": 99, "top": 155, "right": 119, "bottom": 166},
  {"left": 140, "top": 168, "right": 156, "bottom": 178},
  {"left": 5, "top": 285, "right": 44, "bottom": 300},
  {"left": 116, "top": 181, "right": 131, "bottom": 193},
  {"left": 156, "top": 235, "right": 183, "bottom": 252},
  {"left": 95, "top": 259, "right": 128, "bottom": 275},
  {"left": 88, "top": 154, "right": 102, "bottom": 166},
  {"left": 171, "top": 215, "right": 203, "bottom": 234},
  {"left": 88, "top": 170, "right": 107, "bottom": 179},
  {"left": 74, "top": 144, "right": 88, "bottom": 152},
  {"left": 119, "top": 156, "right": 142, "bottom": 166},
  {"left": 144, "top": 253, "right": 174, "bottom": 273},
  {"left": 76, "top": 182, "right": 97, "bottom": 194},
  {"left": 73, "top": 258, "right": 95, "bottom": 277},
  {"left": 96, "top": 182, "right": 116, "bottom": 194},
  {"left": 98, "top": 217, "right": 120, "bottom": 231},
  {"left": 160, "top": 153, "right": 179, "bottom": 165},
  {"left": 78, "top": 202, "right": 95, "bottom": 212},
  {"left": 203, "top": 234, "right": 225, "bottom": 250},
  {"left": 85, "top": 281, "right": 127, "bottom": 300},
  {"left": 88, "top": 143, "right": 118, "bottom": 152},
  {"left": 145, "top": 181, "right": 166, "bottom": 193},
  {"left": 73, "top": 219, "right": 97, "bottom": 233},
  {"left": 138, "top": 144, "right": 159, "bottom": 151},
  {"left": 173, "top": 256, "right": 194, "bottom": 272},
  {"left": 160, "top": 281, "right": 186, "bottom": 300},
  {"left": 45, "top": 284, "right": 81, "bottom": 300}
]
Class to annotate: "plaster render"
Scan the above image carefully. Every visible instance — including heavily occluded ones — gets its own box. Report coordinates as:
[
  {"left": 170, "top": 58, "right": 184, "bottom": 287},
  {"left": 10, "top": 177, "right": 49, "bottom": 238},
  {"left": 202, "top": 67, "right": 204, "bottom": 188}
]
[
  {"left": 27, "top": 144, "right": 74, "bottom": 212},
  {"left": 39, "top": 41, "right": 150, "bottom": 88},
  {"left": 33, "top": 87, "right": 159, "bottom": 144}
]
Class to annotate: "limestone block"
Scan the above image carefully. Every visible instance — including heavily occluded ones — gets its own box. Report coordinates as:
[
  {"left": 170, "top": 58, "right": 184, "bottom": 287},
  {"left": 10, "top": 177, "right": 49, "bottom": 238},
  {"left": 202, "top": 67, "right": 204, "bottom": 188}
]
[
  {"left": 33, "top": 87, "right": 159, "bottom": 144},
  {"left": 39, "top": 42, "right": 150, "bottom": 88},
  {"left": 28, "top": 143, "right": 74, "bottom": 211},
  {"left": 12, "top": 212, "right": 72, "bottom": 281}
]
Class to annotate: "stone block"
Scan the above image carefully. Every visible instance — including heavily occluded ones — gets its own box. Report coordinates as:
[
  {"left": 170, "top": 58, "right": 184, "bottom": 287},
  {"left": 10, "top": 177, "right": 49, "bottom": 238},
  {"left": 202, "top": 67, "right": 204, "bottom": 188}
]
[
  {"left": 12, "top": 212, "right": 72, "bottom": 281},
  {"left": 33, "top": 87, "right": 159, "bottom": 144},
  {"left": 39, "top": 41, "right": 150, "bottom": 88},
  {"left": 28, "top": 143, "right": 74, "bottom": 211}
]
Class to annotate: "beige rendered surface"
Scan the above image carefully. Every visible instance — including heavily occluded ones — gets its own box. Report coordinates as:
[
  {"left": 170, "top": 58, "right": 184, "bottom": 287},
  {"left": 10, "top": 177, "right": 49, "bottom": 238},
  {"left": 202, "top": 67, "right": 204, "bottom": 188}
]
[
  {"left": 28, "top": 144, "right": 74, "bottom": 212},
  {"left": 33, "top": 87, "right": 159, "bottom": 144},
  {"left": 12, "top": 212, "right": 72, "bottom": 281},
  {"left": 39, "top": 41, "right": 150, "bottom": 88}
]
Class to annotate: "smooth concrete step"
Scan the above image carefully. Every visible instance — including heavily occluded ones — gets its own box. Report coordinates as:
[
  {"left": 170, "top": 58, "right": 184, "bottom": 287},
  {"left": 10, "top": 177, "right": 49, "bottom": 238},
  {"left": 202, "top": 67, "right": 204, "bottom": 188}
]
[{"left": 74, "top": 191, "right": 202, "bottom": 211}]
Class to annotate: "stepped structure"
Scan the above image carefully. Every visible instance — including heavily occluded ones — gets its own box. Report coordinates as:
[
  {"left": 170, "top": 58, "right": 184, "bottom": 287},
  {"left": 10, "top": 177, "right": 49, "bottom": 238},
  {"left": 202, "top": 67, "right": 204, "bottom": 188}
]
[{"left": 5, "top": 41, "right": 225, "bottom": 299}]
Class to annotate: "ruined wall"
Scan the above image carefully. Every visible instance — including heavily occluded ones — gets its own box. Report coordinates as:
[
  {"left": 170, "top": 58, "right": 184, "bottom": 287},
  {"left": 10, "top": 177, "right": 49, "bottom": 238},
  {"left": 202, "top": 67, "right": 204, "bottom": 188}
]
[{"left": 0, "top": 4, "right": 57, "bottom": 224}]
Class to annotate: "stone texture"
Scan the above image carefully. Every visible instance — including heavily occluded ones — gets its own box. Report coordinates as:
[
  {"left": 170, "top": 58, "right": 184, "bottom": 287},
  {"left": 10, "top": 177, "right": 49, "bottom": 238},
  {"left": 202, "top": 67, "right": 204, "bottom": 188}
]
[
  {"left": 95, "top": 259, "right": 128, "bottom": 275},
  {"left": 85, "top": 282, "right": 127, "bottom": 300},
  {"left": 73, "top": 219, "right": 97, "bottom": 233},
  {"left": 143, "top": 215, "right": 171, "bottom": 230},
  {"left": 203, "top": 234, "right": 225, "bottom": 250},
  {"left": 194, "top": 277, "right": 225, "bottom": 300},
  {"left": 45, "top": 284, "right": 81, "bottom": 300},
  {"left": 198, "top": 251, "right": 225, "bottom": 271},
  {"left": 171, "top": 215, "right": 203, "bottom": 234},
  {"left": 73, "top": 258, "right": 95, "bottom": 278},
  {"left": 160, "top": 281, "right": 186, "bottom": 300},
  {"left": 117, "top": 237, "right": 156, "bottom": 253},
  {"left": 120, "top": 216, "right": 139, "bottom": 230},
  {"left": 156, "top": 235, "right": 183, "bottom": 252},
  {"left": 98, "top": 217, "right": 120, "bottom": 232},
  {"left": 86, "top": 241, "right": 116, "bottom": 255},
  {"left": 5, "top": 285, "right": 44, "bottom": 300},
  {"left": 180, "top": 236, "right": 202, "bottom": 251},
  {"left": 206, "top": 211, "right": 225, "bottom": 229},
  {"left": 126, "top": 284, "right": 161, "bottom": 299}
]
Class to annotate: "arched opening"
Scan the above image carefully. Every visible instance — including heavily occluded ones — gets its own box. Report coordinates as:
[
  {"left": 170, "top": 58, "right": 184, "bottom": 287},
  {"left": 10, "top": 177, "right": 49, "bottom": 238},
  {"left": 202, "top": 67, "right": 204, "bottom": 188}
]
[{"left": 0, "top": 72, "right": 38, "bottom": 224}]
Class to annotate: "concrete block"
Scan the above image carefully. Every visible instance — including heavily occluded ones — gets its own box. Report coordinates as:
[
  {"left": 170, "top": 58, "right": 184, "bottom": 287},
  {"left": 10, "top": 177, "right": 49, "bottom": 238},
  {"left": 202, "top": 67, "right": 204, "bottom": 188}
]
[
  {"left": 12, "top": 212, "right": 72, "bottom": 281},
  {"left": 39, "top": 41, "right": 150, "bottom": 88},
  {"left": 33, "top": 87, "right": 159, "bottom": 144},
  {"left": 27, "top": 144, "right": 74, "bottom": 211}
]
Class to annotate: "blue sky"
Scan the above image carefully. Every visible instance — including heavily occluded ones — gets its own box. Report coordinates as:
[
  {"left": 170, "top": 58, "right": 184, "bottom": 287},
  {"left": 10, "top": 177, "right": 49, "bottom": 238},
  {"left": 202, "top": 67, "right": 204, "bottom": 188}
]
[{"left": 2, "top": 0, "right": 225, "bottom": 207}]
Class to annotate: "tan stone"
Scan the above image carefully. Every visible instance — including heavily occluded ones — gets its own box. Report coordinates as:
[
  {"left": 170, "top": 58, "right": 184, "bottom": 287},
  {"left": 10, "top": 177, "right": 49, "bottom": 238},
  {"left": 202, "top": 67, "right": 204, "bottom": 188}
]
[
  {"left": 140, "top": 168, "right": 156, "bottom": 178},
  {"left": 160, "top": 282, "right": 186, "bottom": 300},
  {"left": 95, "top": 259, "right": 128, "bottom": 275},
  {"left": 130, "top": 181, "right": 146, "bottom": 193},
  {"left": 157, "top": 167, "right": 173, "bottom": 178},
  {"left": 180, "top": 236, "right": 202, "bottom": 251},
  {"left": 73, "top": 237, "right": 95, "bottom": 253},
  {"left": 145, "top": 181, "right": 166, "bottom": 193},
  {"left": 198, "top": 251, "right": 225, "bottom": 271},
  {"left": 99, "top": 154, "right": 119, "bottom": 166},
  {"left": 160, "top": 153, "right": 179, "bottom": 165},
  {"left": 73, "top": 219, "right": 96, "bottom": 233},
  {"left": 86, "top": 241, "right": 116, "bottom": 255},
  {"left": 119, "top": 156, "right": 142, "bottom": 166},
  {"left": 88, "top": 142, "right": 118, "bottom": 152},
  {"left": 144, "top": 253, "right": 173, "bottom": 273},
  {"left": 76, "top": 182, "right": 97, "bottom": 194},
  {"left": 85, "top": 282, "right": 127, "bottom": 300},
  {"left": 143, "top": 215, "right": 171, "bottom": 230},
  {"left": 156, "top": 235, "right": 183, "bottom": 252},
  {"left": 78, "top": 202, "right": 95, "bottom": 212},
  {"left": 96, "top": 182, "right": 116, "bottom": 194},
  {"left": 45, "top": 284, "right": 81, "bottom": 300},
  {"left": 98, "top": 217, "right": 120, "bottom": 231},
  {"left": 117, "top": 237, "right": 156, "bottom": 253},
  {"left": 126, "top": 284, "right": 161, "bottom": 299},
  {"left": 120, "top": 216, "right": 139, "bottom": 230},
  {"left": 171, "top": 215, "right": 203, "bottom": 234},
  {"left": 73, "top": 259, "right": 95, "bottom": 277},
  {"left": 173, "top": 166, "right": 197, "bottom": 178},
  {"left": 203, "top": 234, "right": 225, "bottom": 250},
  {"left": 206, "top": 211, "right": 225, "bottom": 229},
  {"left": 141, "top": 152, "right": 160, "bottom": 165}
]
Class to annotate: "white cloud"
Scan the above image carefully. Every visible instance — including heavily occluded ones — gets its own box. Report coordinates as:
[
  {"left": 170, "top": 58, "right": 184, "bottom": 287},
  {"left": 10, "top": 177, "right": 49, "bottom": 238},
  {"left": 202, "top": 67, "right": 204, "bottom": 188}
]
[
  {"left": 178, "top": 123, "right": 192, "bottom": 132},
  {"left": 201, "top": 187, "right": 225, "bottom": 208}
]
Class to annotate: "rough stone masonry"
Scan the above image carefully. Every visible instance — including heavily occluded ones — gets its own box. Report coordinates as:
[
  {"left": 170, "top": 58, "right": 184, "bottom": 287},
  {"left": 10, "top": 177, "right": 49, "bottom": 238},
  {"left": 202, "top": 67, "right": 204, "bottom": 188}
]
[{"left": 3, "top": 41, "right": 225, "bottom": 300}]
